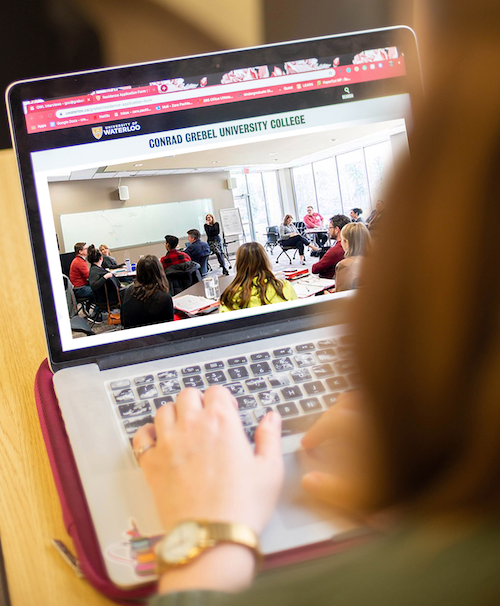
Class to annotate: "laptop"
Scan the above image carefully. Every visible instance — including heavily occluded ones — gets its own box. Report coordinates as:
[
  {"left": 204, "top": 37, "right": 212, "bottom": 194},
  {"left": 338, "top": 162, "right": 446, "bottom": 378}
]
[{"left": 7, "top": 27, "right": 422, "bottom": 588}]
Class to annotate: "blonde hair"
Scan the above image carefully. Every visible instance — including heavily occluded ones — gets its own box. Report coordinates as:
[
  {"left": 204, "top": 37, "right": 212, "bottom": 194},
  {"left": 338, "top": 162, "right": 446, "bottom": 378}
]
[
  {"left": 99, "top": 244, "right": 109, "bottom": 253},
  {"left": 340, "top": 223, "right": 371, "bottom": 257}
]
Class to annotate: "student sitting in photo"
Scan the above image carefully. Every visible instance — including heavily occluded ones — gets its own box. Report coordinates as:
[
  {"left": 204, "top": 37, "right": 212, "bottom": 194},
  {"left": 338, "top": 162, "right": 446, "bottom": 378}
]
[
  {"left": 121, "top": 255, "right": 174, "bottom": 328},
  {"left": 185, "top": 229, "right": 211, "bottom": 275},
  {"left": 99, "top": 244, "right": 125, "bottom": 269},
  {"left": 87, "top": 245, "right": 124, "bottom": 320},
  {"left": 279, "top": 214, "right": 319, "bottom": 265},
  {"left": 160, "top": 235, "right": 191, "bottom": 271},
  {"left": 220, "top": 242, "right": 297, "bottom": 312},
  {"left": 311, "top": 214, "right": 350, "bottom": 279},
  {"left": 334, "top": 222, "right": 371, "bottom": 292},
  {"left": 349, "top": 208, "right": 365, "bottom": 223}
]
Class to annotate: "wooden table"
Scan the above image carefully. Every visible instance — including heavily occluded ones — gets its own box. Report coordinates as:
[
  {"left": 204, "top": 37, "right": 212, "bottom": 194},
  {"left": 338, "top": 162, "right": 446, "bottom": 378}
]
[{"left": 0, "top": 149, "right": 114, "bottom": 606}]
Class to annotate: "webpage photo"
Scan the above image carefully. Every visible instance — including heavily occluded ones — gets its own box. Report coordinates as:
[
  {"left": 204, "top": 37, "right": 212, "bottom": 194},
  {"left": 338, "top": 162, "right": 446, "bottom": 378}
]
[{"left": 31, "top": 90, "right": 411, "bottom": 352}]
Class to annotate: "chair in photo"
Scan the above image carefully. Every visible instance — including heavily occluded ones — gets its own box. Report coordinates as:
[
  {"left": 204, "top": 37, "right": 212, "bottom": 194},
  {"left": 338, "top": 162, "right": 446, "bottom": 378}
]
[
  {"left": 92, "top": 278, "right": 123, "bottom": 329},
  {"left": 199, "top": 253, "right": 211, "bottom": 277},
  {"left": 165, "top": 263, "right": 202, "bottom": 295},
  {"left": 264, "top": 226, "right": 280, "bottom": 256},
  {"left": 63, "top": 275, "right": 95, "bottom": 336},
  {"left": 276, "top": 239, "right": 299, "bottom": 264}
]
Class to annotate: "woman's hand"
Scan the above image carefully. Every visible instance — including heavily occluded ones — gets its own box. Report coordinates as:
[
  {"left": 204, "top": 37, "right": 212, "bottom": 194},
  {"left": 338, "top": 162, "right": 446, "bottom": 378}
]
[
  {"left": 300, "top": 390, "right": 382, "bottom": 517},
  {"left": 133, "top": 386, "right": 284, "bottom": 593},
  {"left": 134, "top": 385, "right": 284, "bottom": 534},
  {"left": 104, "top": 272, "right": 113, "bottom": 279}
]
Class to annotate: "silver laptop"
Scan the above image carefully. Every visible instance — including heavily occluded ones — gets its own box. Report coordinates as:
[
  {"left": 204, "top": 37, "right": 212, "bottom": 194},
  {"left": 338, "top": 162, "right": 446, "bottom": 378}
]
[{"left": 7, "top": 27, "right": 421, "bottom": 587}]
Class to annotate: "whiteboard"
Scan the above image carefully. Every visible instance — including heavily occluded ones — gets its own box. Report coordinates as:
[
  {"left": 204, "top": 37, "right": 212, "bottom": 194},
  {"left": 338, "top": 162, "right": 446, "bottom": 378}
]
[
  {"left": 60, "top": 199, "right": 214, "bottom": 252},
  {"left": 219, "top": 207, "right": 243, "bottom": 238}
]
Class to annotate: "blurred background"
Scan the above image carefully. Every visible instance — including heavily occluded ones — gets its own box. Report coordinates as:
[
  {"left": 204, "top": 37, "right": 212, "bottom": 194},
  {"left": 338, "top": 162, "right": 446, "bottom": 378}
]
[{"left": 0, "top": 0, "right": 414, "bottom": 149}]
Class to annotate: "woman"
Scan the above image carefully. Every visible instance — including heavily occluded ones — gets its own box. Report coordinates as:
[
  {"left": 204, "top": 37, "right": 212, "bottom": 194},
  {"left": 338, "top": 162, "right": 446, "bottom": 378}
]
[
  {"left": 334, "top": 222, "right": 371, "bottom": 292},
  {"left": 349, "top": 208, "right": 364, "bottom": 223},
  {"left": 99, "top": 244, "right": 124, "bottom": 269},
  {"left": 279, "top": 214, "right": 318, "bottom": 265},
  {"left": 121, "top": 255, "right": 174, "bottom": 328},
  {"left": 219, "top": 242, "right": 297, "bottom": 312},
  {"left": 87, "top": 245, "right": 122, "bottom": 314},
  {"left": 204, "top": 214, "right": 229, "bottom": 275},
  {"left": 136, "top": 0, "right": 500, "bottom": 602}
]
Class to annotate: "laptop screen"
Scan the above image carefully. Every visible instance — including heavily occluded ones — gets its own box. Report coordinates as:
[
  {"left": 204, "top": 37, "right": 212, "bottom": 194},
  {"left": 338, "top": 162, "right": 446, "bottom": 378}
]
[{"left": 7, "top": 27, "right": 422, "bottom": 369}]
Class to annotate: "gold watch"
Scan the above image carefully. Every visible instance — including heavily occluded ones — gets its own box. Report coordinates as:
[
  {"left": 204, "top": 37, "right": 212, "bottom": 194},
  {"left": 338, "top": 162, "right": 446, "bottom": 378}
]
[{"left": 155, "top": 520, "right": 262, "bottom": 574}]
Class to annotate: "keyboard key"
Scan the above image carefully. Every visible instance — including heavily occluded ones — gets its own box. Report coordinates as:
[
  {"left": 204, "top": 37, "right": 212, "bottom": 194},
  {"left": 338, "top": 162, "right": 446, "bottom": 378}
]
[
  {"left": 225, "top": 382, "right": 244, "bottom": 396},
  {"left": 228, "top": 366, "right": 249, "bottom": 380},
  {"left": 205, "top": 361, "right": 224, "bottom": 370},
  {"left": 269, "top": 375, "right": 290, "bottom": 388},
  {"left": 296, "top": 343, "right": 315, "bottom": 352},
  {"left": 281, "top": 411, "right": 323, "bottom": 437},
  {"left": 318, "top": 339, "right": 337, "bottom": 348},
  {"left": 276, "top": 402, "right": 299, "bottom": 417},
  {"left": 239, "top": 412, "right": 254, "bottom": 426},
  {"left": 183, "top": 375, "right": 204, "bottom": 388},
  {"left": 245, "top": 378, "right": 267, "bottom": 392},
  {"left": 273, "top": 347, "right": 293, "bottom": 357},
  {"left": 137, "top": 384, "right": 158, "bottom": 400},
  {"left": 316, "top": 348, "right": 336, "bottom": 363},
  {"left": 153, "top": 396, "right": 174, "bottom": 409},
  {"left": 323, "top": 393, "right": 340, "bottom": 407},
  {"left": 228, "top": 356, "right": 247, "bottom": 366},
  {"left": 114, "top": 389, "right": 135, "bottom": 404},
  {"left": 304, "top": 381, "right": 325, "bottom": 395},
  {"left": 326, "top": 376, "right": 348, "bottom": 390},
  {"left": 250, "top": 361, "right": 272, "bottom": 376},
  {"left": 281, "top": 386, "right": 302, "bottom": 400},
  {"left": 160, "top": 379, "right": 181, "bottom": 394},
  {"left": 123, "top": 415, "right": 154, "bottom": 434},
  {"left": 244, "top": 426, "right": 258, "bottom": 443},
  {"left": 118, "top": 401, "right": 152, "bottom": 418},
  {"left": 205, "top": 370, "right": 227, "bottom": 384},
  {"left": 334, "top": 360, "right": 357, "bottom": 374},
  {"left": 236, "top": 395, "right": 258, "bottom": 410},
  {"left": 290, "top": 369, "right": 312, "bottom": 383},
  {"left": 134, "top": 374, "right": 154, "bottom": 385},
  {"left": 182, "top": 365, "right": 201, "bottom": 375},
  {"left": 294, "top": 353, "right": 315, "bottom": 368},
  {"left": 158, "top": 370, "right": 178, "bottom": 380},
  {"left": 258, "top": 390, "right": 280, "bottom": 405},
  {"left": 272, "top": 357, "right": 294, "bottom": 372},
  {"left": 254, "top": 406, "right": 274, "bottom": 422},
  {"left": 312, "top": 364, "right": 334, "bottom": 378},
  {"left": 250, "top": 352, "right": 270, "bottom": 361},
  {"left": 110, "top": 379, "right": 131, "bottom": 390},
  {"left": 299, "top": 397, "right": 322, "bottom": 413}
]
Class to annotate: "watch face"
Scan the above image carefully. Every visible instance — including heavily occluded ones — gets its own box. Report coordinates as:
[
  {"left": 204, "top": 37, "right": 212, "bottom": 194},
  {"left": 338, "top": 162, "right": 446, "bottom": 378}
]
[{"left": 161, "top": 521, "right": 201, "bottom": 564}]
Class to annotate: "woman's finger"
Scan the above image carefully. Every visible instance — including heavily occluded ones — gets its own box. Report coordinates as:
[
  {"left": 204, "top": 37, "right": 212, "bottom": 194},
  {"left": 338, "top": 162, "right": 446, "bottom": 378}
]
[
  {"left": 175, "top": 387, "right": 204, "bottom": 421},
  {"left": 133, "top": 423, "right": 157, "bottom": 464}
]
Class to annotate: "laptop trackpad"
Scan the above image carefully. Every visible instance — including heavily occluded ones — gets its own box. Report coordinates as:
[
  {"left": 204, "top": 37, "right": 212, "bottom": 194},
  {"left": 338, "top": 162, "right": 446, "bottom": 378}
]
[{"left": 278, "top": 447, "right": 337, "bottom": 529}]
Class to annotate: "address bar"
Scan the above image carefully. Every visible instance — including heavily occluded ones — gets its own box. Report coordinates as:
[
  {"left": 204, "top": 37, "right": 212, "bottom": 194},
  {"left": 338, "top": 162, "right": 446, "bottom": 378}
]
[{"left": 55, "top": 68, "right": 337, "bottom": 119}]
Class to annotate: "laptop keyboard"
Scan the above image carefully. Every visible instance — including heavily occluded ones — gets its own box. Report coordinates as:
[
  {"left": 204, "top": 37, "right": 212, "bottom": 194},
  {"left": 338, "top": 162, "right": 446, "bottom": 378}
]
[{"left": 106, "top": 336, "right": 357, "bottom": 455}]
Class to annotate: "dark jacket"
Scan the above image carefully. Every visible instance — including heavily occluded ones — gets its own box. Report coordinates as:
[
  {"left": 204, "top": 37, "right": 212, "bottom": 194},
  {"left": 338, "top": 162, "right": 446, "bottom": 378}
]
[{"left": 121, "top": 287, "right": 174, "bottom": 328}]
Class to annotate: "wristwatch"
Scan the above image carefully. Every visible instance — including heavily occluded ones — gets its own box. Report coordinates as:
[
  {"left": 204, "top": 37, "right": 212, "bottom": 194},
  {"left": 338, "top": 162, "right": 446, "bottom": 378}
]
[{"left": 155, "top": 520, "right": 262, "bottom": 574}]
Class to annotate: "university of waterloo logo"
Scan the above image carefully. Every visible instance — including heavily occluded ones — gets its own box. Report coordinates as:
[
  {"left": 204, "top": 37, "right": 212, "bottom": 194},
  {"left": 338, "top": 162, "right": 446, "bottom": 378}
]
[{"left": 92, "top": 126, "right": 103, "bottom": 140}]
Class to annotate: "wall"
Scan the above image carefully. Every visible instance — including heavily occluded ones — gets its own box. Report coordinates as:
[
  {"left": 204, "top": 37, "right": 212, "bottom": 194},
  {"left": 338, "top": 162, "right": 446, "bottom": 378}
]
[{"left": 49, "top": 172, "right": 235, "bottom": 263}]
